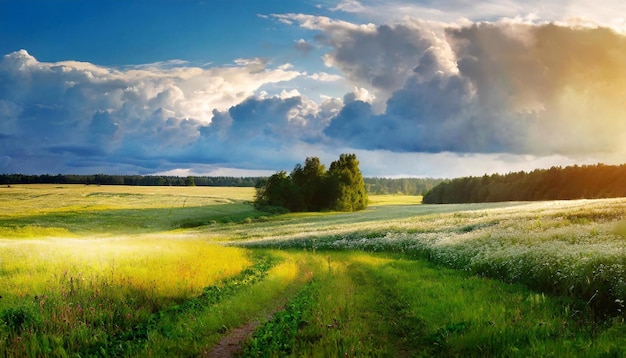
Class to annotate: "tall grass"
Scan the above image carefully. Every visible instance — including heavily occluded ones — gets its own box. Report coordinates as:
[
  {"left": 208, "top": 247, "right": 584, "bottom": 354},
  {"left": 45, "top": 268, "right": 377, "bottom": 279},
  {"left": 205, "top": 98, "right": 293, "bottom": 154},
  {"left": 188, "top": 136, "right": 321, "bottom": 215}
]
[{"left": 0, "top": 237, "right": 251, "bottom": 356}]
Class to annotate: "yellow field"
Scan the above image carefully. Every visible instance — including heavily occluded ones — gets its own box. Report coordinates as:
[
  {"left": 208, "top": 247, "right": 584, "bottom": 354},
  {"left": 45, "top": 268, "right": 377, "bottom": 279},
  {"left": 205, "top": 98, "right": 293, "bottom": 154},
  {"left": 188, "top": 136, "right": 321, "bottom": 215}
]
[
  {"left": 0, "top": 184, "right": 255, "bottom": 217},
  {"left": 367, "top": 194, "right": 423, "bottom": 206},
  {"left": 0, "top": 185, "right": 259, "bottom": 238}
]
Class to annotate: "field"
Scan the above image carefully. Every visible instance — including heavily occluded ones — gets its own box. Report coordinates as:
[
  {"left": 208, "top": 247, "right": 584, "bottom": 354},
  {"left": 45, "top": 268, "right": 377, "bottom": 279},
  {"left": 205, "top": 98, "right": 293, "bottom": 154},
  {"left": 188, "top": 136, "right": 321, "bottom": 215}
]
[{"left": 1, "top": 184, "right": 625, "bottom": 357}]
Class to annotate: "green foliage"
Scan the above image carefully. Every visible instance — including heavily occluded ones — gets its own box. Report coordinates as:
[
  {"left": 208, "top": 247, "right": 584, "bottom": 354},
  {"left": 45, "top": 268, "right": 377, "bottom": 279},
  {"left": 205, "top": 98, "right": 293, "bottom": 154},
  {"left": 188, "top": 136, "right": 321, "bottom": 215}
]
[
  {"left": 240, "top": 280, "right": 318, "bottom": 356},
  {"left": 254, "top": 154, "right": 368, "bottom": 212},
  {"left": 239, "top": 252, "right": 626, "bottom": 357},
  {"left": 184, "top": 176, "right": 196, "bottom": 186},
  {"left": 254, "top": 171, "right": 298, "bottom": 210},
  {"left": 326, "top": 153, "right": 368, "bottom": 212},
  {"left": 291, "top": 157, "right": 327, "bottom": 211},
  {"left": 423, "top": 163, "right": 626, "bottom": 203}
]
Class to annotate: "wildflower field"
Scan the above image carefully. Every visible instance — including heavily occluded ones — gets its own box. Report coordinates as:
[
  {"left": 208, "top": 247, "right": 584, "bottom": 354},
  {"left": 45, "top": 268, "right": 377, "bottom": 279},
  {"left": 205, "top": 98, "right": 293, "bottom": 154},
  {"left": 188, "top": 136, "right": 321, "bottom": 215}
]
[{"left": 1, "top": 184, "right": 625, "bottom": 356}]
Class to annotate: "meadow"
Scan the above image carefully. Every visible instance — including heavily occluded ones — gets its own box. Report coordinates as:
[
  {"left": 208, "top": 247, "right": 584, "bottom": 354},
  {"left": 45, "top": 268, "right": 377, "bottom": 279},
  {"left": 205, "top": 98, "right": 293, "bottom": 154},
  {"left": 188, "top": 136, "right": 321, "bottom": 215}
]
[{"left": 0, "top": 184, "right": 625, "bottom": 356}]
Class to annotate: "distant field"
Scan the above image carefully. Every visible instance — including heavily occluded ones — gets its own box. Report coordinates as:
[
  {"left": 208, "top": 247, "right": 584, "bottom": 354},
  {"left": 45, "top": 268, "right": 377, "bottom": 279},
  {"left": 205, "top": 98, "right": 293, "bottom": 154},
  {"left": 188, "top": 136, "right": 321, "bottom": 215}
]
[
  {"left": 1, "top": 185, "right": 625, "bottom": 356},
  {"left": 0, "top": 185, "right": 257, "bottom": 236},
  {"left": 0, "top": 184, "right": 255, "bottom": 215},
  {"left": 367, "top": 194, "right": 423, "bottom": 206}
]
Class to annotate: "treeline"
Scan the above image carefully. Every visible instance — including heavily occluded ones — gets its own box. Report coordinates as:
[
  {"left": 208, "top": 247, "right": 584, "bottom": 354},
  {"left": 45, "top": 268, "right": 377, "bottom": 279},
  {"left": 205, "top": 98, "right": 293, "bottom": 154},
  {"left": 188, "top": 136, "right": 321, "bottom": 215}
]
[
  {"left": 255, "top": 154, "right": 368, "bottom": 212},
  {"left": 0, "top": 174, "right": 258, "bottom": 187},
  {"left": 423, "top": 163, "right": 626, "bottom": 204},
  {"left": 364, "top": 177, "right": 443, "bottom": 195},
  {"left": 0, "top": 173, "right": 440, "bottom": 195}
]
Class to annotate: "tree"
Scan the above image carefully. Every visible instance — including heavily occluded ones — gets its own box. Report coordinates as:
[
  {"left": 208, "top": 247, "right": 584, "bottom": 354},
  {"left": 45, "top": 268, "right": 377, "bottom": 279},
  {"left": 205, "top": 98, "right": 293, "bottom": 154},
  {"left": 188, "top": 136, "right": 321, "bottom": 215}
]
[
  {"left": 254, "top": 171, "right": 292, "bottom": 212},
  {"left": 254, "top": 154, "right": 368, "bottom": 213},
  {"left": 291, "top": 157, "right": 326, "bottom": 211},
  {"left": 184, "top": 176, "right": 196, "bottom": 186},
  {"left": 326, "top": 154, "right": 368, "bottom": 212}
]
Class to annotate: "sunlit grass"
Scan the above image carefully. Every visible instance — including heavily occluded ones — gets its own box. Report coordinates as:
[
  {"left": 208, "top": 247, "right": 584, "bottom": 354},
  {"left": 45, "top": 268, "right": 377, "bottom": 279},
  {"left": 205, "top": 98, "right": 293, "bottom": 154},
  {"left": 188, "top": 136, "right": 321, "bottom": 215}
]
[
  {"left": 0, "top": 236, "right": 250, "bottom": 300},
  {"left": 0, "top": 236, "right": 251, "bottom": 356},
  {"left": 141, "top": 251, "right": 312, "bottom": 357}
]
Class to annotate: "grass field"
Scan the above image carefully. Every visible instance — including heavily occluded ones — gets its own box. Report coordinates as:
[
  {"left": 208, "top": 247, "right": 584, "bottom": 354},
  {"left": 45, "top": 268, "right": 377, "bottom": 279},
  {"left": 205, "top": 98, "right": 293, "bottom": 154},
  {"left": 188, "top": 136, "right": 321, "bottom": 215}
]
[{"left": 1, "top": 185, "right": 625, "bottom": 356}]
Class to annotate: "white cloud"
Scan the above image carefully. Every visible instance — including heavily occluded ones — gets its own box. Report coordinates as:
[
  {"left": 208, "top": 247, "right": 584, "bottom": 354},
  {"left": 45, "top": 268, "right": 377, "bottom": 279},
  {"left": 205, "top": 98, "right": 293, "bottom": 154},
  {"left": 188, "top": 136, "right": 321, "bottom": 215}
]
[
  {"left": 155, "top": 166, "right": 275, "bottom": 177},
  {"left": 344, "top": 86, "right": 374, "bottom": 103},
  {"left": 271, "top": 13, "right": 377, "bottom": 33},
  {"left": 0, "top": 50, "right": 325, "bottom": 174},
  {"left": 308, "top": 72, "right": 343, "bottom": 82},
  {"left": 331, "top": 0, "right": 367, "bottom": 13},
  {"left": 329, "top": 0, "right": 626, "bottom": 32}
]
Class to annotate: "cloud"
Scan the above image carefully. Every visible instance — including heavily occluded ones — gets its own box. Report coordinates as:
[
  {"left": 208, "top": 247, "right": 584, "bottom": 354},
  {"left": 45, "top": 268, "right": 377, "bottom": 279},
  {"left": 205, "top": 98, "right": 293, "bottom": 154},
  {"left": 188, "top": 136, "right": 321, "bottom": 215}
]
[
  {"left": 0, "top": 49, "right": 315, "bottom": 174},
  {"left": 195, "top": 93, "right": 336, "bottom": 157},
  {"left": 4, "top": 14, "right": 626, "bottom": 178},
  {"left": 329, "top": 0, "right": 626, "bottom": 31},
  {"left": 154, "top": 166, "right": 276, "bottom": 177},
  {"left": 449, "top": 23, "right": 626, "bottom": 155},
  {"left": 311, "top": 20, "right": 626, "bottom": 157},
  {"left": 274, "top": 14, "right": 456, "bottom": 111},
  {"left": 307, "top": 72, "right": 343, "bottom": 82},
  {"left": 294, "top": 39, "right": 314, "bottom": 53}
]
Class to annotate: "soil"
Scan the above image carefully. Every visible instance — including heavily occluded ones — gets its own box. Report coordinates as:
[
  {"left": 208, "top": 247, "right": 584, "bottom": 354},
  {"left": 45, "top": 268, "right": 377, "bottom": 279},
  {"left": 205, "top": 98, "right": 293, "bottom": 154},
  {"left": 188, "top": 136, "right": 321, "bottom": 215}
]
[{"left": 204, "top": 320, "right": 261, "bottom": 357}]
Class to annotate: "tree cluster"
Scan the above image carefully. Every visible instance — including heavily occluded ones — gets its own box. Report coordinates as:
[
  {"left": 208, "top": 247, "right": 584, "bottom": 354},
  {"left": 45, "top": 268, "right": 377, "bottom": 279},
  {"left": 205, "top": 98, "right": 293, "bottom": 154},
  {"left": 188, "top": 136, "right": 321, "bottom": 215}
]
[
  {"left": 254, "top": 154, "right": 368, "bottom": 212},
  {"left": 423, "top": 163, "right": 626, "bottom": 204}
]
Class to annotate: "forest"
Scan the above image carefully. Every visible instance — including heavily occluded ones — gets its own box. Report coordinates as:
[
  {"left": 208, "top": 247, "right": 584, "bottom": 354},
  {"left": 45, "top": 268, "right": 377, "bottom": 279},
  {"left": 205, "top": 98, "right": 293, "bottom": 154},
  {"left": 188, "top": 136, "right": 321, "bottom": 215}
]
[
  {"left": 363, "top": 177, "right": 442, "bottom": 195},
  {"left": 0, "top": 174, "right": 258, "bottom": 187},
  {"left": 0, "top": 174, "right": 440, "bottom": 195},
  {"left": 423, "top": 163, "right": 626, "bottom": 203}
]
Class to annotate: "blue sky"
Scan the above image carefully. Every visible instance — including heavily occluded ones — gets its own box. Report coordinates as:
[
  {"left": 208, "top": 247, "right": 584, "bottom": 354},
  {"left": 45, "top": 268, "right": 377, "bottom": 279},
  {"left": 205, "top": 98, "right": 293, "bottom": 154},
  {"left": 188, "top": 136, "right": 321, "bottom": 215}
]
[
  {"left": 1, "top": 1, "right": 329, "bottom": 66},
  {"left": 2, "top": 0, "right": 626, "bottom": 177}
]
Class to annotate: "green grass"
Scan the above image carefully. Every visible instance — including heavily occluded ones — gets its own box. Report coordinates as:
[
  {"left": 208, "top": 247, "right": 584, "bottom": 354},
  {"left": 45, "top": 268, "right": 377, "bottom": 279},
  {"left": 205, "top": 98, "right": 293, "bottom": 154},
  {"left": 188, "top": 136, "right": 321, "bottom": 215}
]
[
  {"left": 237, "top": 199, "right": 626, "bottom": 318},
  {"left": 240, "top": 251, "right": 625, "bottom": 357},
  {"left": 1, "top": 185, "right": 625, "bottom": 356}
]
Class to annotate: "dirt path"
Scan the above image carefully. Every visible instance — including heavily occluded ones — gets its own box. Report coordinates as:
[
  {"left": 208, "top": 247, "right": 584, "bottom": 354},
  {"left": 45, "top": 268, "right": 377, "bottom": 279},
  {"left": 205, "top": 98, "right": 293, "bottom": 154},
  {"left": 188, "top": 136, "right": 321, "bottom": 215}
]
[
  {"left": 204, "top": 320, "right": 261, "bottom": 357},
  {"left": 204, "top": 300, "right": 290, "bottom": 358}
]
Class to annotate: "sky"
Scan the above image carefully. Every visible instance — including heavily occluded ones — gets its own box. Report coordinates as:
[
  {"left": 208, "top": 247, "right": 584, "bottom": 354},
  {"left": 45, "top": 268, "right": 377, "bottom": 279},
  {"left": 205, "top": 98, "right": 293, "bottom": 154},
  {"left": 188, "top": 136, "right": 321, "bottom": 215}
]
[{"left": 2, "top": 0, "right": 626, "bottom": 178}]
